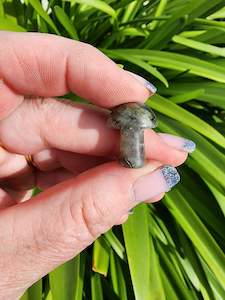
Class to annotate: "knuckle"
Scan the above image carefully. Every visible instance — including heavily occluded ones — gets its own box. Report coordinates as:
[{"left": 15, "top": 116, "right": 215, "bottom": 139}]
[{"left": 69, "top": 186, "right": 113, "bottom": 243}]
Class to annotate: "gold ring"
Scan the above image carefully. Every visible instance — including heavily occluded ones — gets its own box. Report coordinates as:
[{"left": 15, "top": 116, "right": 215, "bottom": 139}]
[
  {"left": 0, "top": 142, "right": 37, "bottom": 168},
  {"left": 25, "top": 154, "right": 35, "bottom": 168}
]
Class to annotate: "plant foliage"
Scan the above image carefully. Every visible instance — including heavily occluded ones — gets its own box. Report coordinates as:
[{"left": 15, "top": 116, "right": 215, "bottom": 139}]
[{"left": 0, "top": 0, "right": 224, "bottom": 299}]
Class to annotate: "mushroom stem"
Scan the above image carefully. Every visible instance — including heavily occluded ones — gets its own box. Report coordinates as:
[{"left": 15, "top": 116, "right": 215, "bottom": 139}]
[{"left": 120, "top": 128, "right": 144, "bottom": 168}]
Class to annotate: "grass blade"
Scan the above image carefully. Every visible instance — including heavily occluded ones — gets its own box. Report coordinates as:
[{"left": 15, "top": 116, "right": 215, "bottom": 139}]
[
  {"left": 149, "top": 233, "right": 166, "bottom": 298},
  {"left": 54, "top": 5, "right": 78, "bottom": 39},
  {"left": 75, "top": 0, "right": 116, "bottom": 18},
  {"left": 110, "top": 250, "right": 127, "bottom": 300},
  {"left": 148, "top": 94, "right": 225, "bottom": 148},
  {"left": 91, "top": 272, "right": 103, "bottom": 300},
  {"left": 177, "top": 227, "right": 216, "bottom": 300},
  {"left": 164, "top": 189, "right": 225, "bottom": 289},
  {"left": 141, "top": 0, "right": 225, "bottom": 49},
  {"left": 49, "top": 254, "right": 85, "bottom": 300},
  {"left": 158, "top": 81, "right": 225, "bottom": 109},
  {"left": 156, "top": 241, "right": 194, "bottom": 300},
  {"left": 104, "top": 229, "right": 126, "bottom": 261},
  {"left": 169, "top": 88, "right": 205, "bottom": 104},
  {"left": 104, "top": 51, "right": 168, "bottom": 87},
  {"left": 29, "top": 0, "right": 60, "bottom": 34},
  {"left": 122, "top": 204, "right": 151, "bottom": 300},
  {"left": 27, "top": 280, "right": 42, "bottom": 300},
  {"left": 20, "top": 280, "right": 42, "bottom": 300},
  {"left": 160, "top": 268, "right": 180, "bottom": 300},
  {"left": 173, "top": 35, "right": 225, "bottom": 58},
  {"left": 157, "top": 115, "right": 225, "bottom": 189},
  {"left": 74, "top": 253, "right": 86, "bottom": 300},
  {"left": 0, "top": 18, "right": 26, "bottom": 31},
  {"left": 150, "top": 0, "right": 168, "bottom": 30},
  {"left": 104, "top": 49, "right": 225, "bottom": 83},
  {"left": 92, "top": 235, "right": 110, "bottom": 276}
]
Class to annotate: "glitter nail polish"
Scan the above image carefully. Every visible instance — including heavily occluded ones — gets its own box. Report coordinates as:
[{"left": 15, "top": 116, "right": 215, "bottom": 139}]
[{"left": 161, "top": 165, "right": 180, "bottom": 191}]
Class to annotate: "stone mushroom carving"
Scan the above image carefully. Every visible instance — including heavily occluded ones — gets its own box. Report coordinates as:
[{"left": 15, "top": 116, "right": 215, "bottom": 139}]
[{"left": 107, "top": 102, "right": 157, "bottom": 168}]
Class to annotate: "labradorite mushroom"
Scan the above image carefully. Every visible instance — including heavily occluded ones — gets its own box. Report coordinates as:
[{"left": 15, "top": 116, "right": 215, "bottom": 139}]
[{"left": 107, "top": 103, "right": 157, "bottom": 168}]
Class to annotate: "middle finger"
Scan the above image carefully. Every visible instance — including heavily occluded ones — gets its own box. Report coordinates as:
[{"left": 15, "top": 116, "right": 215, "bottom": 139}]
[{"left": 0, "top": 98, "right": 188, "bottom": 166}]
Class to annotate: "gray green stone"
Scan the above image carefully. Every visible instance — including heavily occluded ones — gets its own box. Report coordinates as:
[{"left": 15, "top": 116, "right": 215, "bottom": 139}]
[{"left": 107, "top": 103, "right": 157, "bottom": 168}]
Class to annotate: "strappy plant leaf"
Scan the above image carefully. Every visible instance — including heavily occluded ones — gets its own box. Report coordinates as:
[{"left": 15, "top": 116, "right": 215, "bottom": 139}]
[{"left": 7, "top": 1, "right": 224, "bottom": 299}]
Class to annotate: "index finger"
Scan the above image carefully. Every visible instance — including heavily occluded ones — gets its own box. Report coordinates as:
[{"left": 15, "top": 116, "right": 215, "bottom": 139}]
[{"left": 0, "top": 31, "right": 155, "bottom": 110}]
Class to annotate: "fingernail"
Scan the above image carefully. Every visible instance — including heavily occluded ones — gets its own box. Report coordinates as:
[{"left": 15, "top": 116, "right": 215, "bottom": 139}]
[
  {"left": 183, "top": 139, "right": 196, "bottom": 153},
  {"left": 161, "top": 165, "right": 180, "bottom": 190},
  {"left": 133, "top": 165, "right": 180, "bottom": 202},
  {"left": 127, "top": 71, "right": 157, "bottom": 93},
  {"left": 159, "top": 133, "right": 196, "bottom": 153}
]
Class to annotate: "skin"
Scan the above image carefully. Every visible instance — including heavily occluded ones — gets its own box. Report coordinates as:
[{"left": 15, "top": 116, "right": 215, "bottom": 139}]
[{"left": 0, "top": 31, "right": 188, "bottom": 299}]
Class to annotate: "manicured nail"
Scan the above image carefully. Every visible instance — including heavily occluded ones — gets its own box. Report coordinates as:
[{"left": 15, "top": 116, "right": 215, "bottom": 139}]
[
  {"left": 183, "top": 139, "right": 196, "bottom": 153},
  {"left": 133, "top": 165, "right": 180, "bottom": 202},
  {"left": 159, "top": 133, "right": 196, "bottom": 153},
  {"left": 161, "top": 165, "right": 180, "bottom": 190},
  {"left": 127, "top": 71, "right": 157, "bottom": 93}
]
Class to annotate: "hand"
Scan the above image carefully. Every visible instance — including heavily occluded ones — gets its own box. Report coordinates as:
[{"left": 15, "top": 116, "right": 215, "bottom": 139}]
[{"left": 0, "top": 31, "right": 193, "bottom": 299}]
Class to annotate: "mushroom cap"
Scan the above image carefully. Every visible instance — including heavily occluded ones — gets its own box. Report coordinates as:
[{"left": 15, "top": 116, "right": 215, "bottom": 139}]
[{"left": 107, "top": 103, "right": 157, "bottom": 129}]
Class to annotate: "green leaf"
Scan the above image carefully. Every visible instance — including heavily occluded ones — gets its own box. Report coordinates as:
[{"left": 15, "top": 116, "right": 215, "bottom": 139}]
[
  {"left": 157, "top": 115, "right": 225, "bottom": 189},
  {"left": 104, "top": 48, "right": 225, "bottom": 83},
  {"left": 75, "top": 0, "right": 116, "bottom": 18},
  {"left": 110, "top": 250, "right": 127, "bottom": 300},
  {"left": 160, "top": 269, "right": 180, "bottom": 300},
  {"left": 201, "top": 260, "right": 225, "bottom": 300},
  {"left": 122, "top": 204, "right": 151, "bottom": 300},
  {"left": 74, "top": 253, "right": 86, "bottom": 300},
  {"left": 27, "top": 280, "right": 42, "bottom": 300},
  {"left": 29, "top": 0, "right": 60, "bottom": 34},
  {"left": 178, "top": 175, "right": 225, "bottom": 240},
  {"left": 148, "top": 94, "right": 225, "bottom": 148},
  {"left": 204, "top": 180, "right": 225, "bottom": 217},
  {"left": 0, "top": 1, "right": 4, "bottom": 17},
  {"left": 37, "top": 14, "right": 49, "bottom": 33},
  {"left": 49, "top": 254, "right": 85, "bottom": 300},
  {"left": 0, "top": 18, "right": 26, "bottom": 31},
  {"left": 208, "top": 6, "right": 225, "bottom": 19},
  {"left": 177, "top": 228, "right": 216, "bottom": 300},
  {"left": 91, "top": 272, "right": 104, "bottom": 300},
  {"left": 169, "top": 88, "right": 205, "bottom": 104},
  {"left": 120, "top": 27, "right": 147, "bottom": 37},
  {"left": 54, "top": 6, "right": 78, "bottom": 39},
  {"left": 149, "top": 227, "right": 166, "bottom": 299},
  {"left": 45, "top": 290, "right": 53, "bottom": 300},
  {"left": 173, "top": 34, "right": 225, "bottom": 58},
  {"left": 103, "top": 49, "right": 168, "bottom": 87},
  {"left": 121, "top": 1, "right": 142, "bottom": 23},
  {"left": 149, "top": 0, "right": 168, "bottom": 31},
  {"left": 156, "top": 241, "right": 194, "bottom": 300},
  {"left": 92, "top": 235, "right": 110, "bottom": 276},
  {"left": 104, "top": 229, "right": 126, "bottom": 261},
  {"left": 158, "top": 81, "right": 225, "bottom": 109},
  {"left": 20, "top": 291, "right": 29, "bottom": 300},
  {"left": 164, "top": 189, "right": 225, "bottom": 289},
  {"left": 141, "top": 0, "right": 225, "bottom": 49}
]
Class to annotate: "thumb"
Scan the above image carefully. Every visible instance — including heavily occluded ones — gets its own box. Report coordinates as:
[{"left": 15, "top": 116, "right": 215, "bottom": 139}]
[{"left": 0, "top": 161, "right": 180, "bottom": 296}]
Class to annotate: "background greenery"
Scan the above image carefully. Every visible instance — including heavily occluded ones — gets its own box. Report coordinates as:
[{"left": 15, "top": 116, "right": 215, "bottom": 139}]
[{"left": 1, "top": 0, "right": 225, "bottom": 299}]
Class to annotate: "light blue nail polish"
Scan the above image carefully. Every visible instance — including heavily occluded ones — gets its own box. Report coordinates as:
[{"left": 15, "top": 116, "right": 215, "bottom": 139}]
[
  {"left": 183, "top": 139, "right": 196, "bottom": 153},
  {"left": 128, "top": 72, "right": 157, "bottom": 93},
  {"left": 143, "top": 79, "right": 157, "bottom": 93},
  {"left": 161, "top": 165, "right": 180, "bottom": 191}
]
